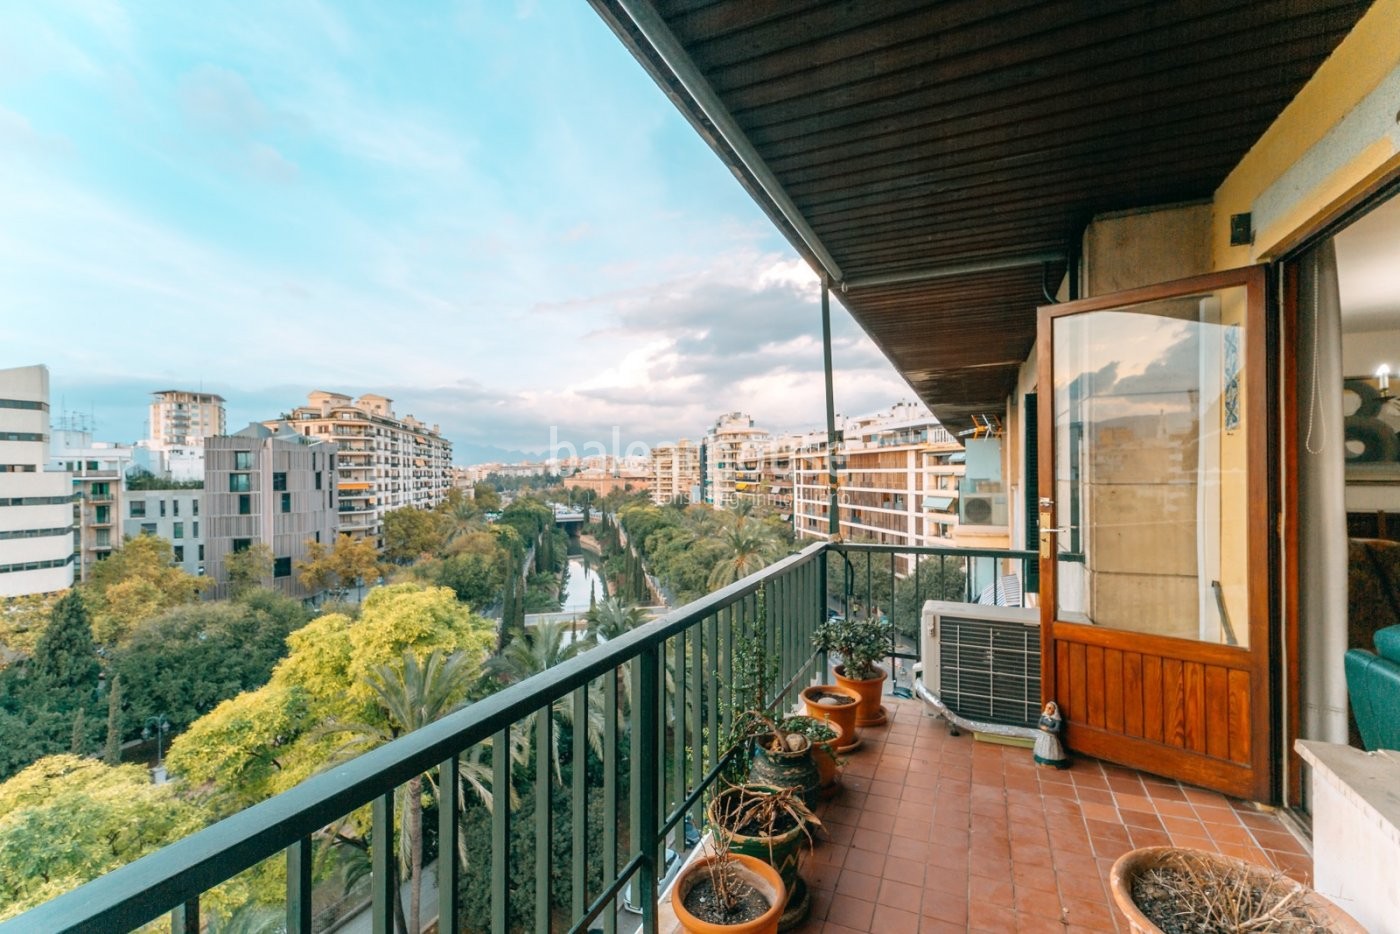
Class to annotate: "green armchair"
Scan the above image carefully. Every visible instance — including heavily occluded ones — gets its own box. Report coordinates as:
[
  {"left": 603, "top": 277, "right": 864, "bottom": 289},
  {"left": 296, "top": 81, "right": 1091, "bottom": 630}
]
[{"left": 1345, "top": 624, "right": 1400, "bottom": 752}]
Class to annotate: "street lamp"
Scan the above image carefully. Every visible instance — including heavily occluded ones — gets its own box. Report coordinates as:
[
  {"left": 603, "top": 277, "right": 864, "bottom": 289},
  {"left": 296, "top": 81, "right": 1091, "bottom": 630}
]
[{"left": 142, "top": 715, "right": 170, "bottom": 781}]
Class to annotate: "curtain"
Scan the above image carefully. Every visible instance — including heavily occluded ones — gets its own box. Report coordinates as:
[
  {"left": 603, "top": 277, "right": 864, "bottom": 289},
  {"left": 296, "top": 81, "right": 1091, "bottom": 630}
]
[{"left": 1298, "top": 239, "right": 1349, "bottom": 744}]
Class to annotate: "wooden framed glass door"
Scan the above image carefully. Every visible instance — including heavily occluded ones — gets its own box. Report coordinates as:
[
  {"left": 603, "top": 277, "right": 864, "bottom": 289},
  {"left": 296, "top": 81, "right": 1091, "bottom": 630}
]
[{"left": 1037, "top": 266, "right": 1273, "bottom": 801}]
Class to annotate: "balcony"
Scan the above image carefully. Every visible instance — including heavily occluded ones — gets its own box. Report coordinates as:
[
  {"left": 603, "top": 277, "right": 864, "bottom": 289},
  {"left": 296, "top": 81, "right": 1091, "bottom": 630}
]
[{"left": 5, "top": 542, "right": 1319, "bottom": 934}]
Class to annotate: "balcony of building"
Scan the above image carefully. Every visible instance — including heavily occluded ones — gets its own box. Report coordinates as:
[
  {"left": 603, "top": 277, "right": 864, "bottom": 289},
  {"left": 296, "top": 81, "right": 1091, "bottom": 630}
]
[{"left": 8, "top": 542, "right": 1328, "bottom": 934}]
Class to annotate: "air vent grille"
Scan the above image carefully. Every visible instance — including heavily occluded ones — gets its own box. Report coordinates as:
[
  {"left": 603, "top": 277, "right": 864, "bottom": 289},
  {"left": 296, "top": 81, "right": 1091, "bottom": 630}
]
[{"left": 937, "top": 615, "right": 1040, "bottom": 728}]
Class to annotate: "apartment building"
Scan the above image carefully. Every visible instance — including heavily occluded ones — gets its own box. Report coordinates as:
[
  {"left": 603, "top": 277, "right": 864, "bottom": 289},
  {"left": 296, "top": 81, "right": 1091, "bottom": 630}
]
[
  {"left": 121, "top": 488, "right": 205, "bottom": 579},
  {"left": 649, "top": 439, "right": 700, "bottom": 505},
  {"left": 146, "top": 390, "right": 226, "bottom": 482},
  {"left": 203, "top": 423, "right": 338, "bottom": 600},
  {"left": 51, "top": 424, "right": 134, "bottom": 581},
  {"left": 792, "top": 403, "right": 974, "bottom": 551},
  {"left": 276, "top": 391, "right": 452, "bottom": 546},
  {"left": 0, "top": 365, "right": 74, "bottom": 597},
  {"left": 703, "top": 412, "right": 768, "bottom": 508},
  {"left": 732, "top": 435, "right": 798, "bottom": 516}
]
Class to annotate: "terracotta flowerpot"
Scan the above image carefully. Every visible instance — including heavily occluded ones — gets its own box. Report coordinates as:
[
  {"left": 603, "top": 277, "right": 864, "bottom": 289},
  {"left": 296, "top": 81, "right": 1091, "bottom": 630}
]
[
  {"left": 834, "top": 665, "right": 887, "bottom": 727},
  {"left": 750, "top": 734, "right": 821, "bottom": 809},
  {"left": 1108, "top": 847, "right": 1365, "bottom": 934},
  {"left": 708, "top": 785, "right": 811, "bottom": 893},
  {"left": 787, "top": 718, "right": 843, "bottom": 797},
  {"left": 800, "top": 684, "right": 861, "bottom": 753},
  {"left": 672, "top": 852, "right": 785, "bottom": 934}
]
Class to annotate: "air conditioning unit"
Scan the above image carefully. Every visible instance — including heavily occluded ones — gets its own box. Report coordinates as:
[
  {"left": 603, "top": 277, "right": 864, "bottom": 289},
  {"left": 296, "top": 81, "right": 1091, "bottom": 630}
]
[
  {"left": 918, "top": 600, "right": 1041, "bottom": 729},
  {"left": 959, "top": 492, "right": 1007, "bottom": 526}
]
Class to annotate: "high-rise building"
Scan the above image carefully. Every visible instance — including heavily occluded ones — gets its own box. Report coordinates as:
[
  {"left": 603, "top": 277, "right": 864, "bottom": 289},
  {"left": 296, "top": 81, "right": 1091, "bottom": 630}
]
[
  {"left": 203, "top": 423, "right": 339, "bottom": 600},
  {"left": 703, "top": 413, "right": 769, "bottom": 508},
  {"left": 145, "top": 390, "right": 226, "bottom": 482},
  {"left": 274, "top": 392, "right": 451, "bottom": 546},
  {"left": 649, "top": 439, "right": 700, "bottom": 505},
  {"left": 0, "top": 365, "right": 74, "bottom": 597}
]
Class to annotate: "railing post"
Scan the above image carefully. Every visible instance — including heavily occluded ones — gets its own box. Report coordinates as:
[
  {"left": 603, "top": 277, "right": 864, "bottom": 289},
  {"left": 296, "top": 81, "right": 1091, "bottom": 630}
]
[
  {"left": 438, "top": 755, "right": 460, "bottom": 934},
  {"left": 636, "top": 644, "right": 661, "bottom": 933},
  {"left": 817, "top": 548, "right": 829, "bottom": 680},
  {"left": 286, "top": 836, "right": 312, "bottom": 934},
  {"left": 372, "top": 792, "right": 395, "bottom": 934}
]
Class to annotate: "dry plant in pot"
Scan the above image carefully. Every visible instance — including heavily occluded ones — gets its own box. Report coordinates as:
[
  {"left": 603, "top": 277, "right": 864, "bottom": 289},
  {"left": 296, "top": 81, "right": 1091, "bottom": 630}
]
[
  {"left": 672, "top": 836, "right": 785, "bottom": 934},
  {"left": 707, "top": 783, "right": 821, "bottom": 930},
  {"left": 1109, "top": 847, "right": 1364, "bottom": 934}
]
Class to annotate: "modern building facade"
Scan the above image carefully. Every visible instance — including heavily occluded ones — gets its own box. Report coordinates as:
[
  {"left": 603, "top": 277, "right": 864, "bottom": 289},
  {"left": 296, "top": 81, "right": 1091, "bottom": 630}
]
[
  {"left": 702, "top": 412, "right": 768, "bottom": 508},
  {"left": 0, "top": 365, "right": 74, "bottom": 597},
  {"left": 203, "top": 423, "right": 338, "bottom": 600},
  {"left": 276, "top": 391, "right": 451, "bottom": 546},
  {"left": 121, "top": 488, "right": 206, "bottom": 579},
  {"left": 648, "top": 439, "right": 700, "bottom": 505}
]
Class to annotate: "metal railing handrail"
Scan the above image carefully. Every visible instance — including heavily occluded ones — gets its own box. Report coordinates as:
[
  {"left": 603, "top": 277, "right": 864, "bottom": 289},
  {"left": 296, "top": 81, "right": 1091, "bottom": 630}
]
[{"left": 6, "top": 542, "right": 828, "bottom": 934}]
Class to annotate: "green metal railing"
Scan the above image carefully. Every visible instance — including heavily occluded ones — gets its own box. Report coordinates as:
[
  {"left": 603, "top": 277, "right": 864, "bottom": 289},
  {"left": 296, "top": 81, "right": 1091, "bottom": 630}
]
[{"left": 5, "top": 543, "right": 830, "bottom": 934}]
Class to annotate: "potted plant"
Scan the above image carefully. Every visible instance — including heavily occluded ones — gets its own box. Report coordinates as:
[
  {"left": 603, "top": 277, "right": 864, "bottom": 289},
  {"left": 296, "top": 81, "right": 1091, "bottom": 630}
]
[
  {"left": 672, "top": 845, "right": 785, "bottom": 933},
  {"left": 798, "top": 683, "right": 861, "bottom": 753},
  {"left": 708, "top": 783, "right": 820, "bottom": 930},
  {"left": 779, "top": 715, "right": 843, "bottom": 798},
  {"left": 738, "top": 712, "right": 821, "bottom": 808},
  {"left": 1108, "top": 847, "right": 1364, "bottom": 934},
  {"left": 814, "top": 615, "right": 892, "bottom": 726}
]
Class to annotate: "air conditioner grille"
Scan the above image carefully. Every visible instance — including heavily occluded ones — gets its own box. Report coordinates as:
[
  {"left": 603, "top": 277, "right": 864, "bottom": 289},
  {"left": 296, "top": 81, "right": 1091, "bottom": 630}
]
[{"left": 937, "top": 615, "right": 1040, "bottom": 728}]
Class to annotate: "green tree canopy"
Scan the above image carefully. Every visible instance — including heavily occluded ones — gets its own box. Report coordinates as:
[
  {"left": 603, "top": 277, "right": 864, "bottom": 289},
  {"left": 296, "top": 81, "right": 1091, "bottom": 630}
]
[
  {"left": 0, "top": 755, "right": 207, "bottom": 920},
  {"left": 224, "top": 543, "right": 275, "bottom": 597},
  {"left": 381, "top": 506, "right": 448, "bottom": 564},
  {"left": 32, "top": 591, "right": 99, "bottom": 699},
  {"left": 85, "top": 535, "right": 205, "bottom": 645}
]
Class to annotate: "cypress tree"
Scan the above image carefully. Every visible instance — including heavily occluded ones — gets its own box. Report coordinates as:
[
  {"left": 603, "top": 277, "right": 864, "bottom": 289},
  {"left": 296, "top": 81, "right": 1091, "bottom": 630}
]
[
  {"left": 70, "top": 706, "right": 87, "bottom": 755},
  {"left": 34, "top": 590, "right": 99, "bottom": 700},
  {"left": 104, "top": 674, "right": 123, "bottom": 765}
]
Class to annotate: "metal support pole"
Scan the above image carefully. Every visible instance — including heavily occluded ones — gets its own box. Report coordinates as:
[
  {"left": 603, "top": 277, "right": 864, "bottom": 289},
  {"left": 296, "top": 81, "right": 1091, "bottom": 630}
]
[{"left": 821, "top": 279, "right": 840, "bottom": 539}]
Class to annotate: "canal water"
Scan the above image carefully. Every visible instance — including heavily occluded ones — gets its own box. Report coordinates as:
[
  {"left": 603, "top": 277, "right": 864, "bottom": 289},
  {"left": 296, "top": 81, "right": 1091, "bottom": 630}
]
[{"left": 560, "top": 554, "right": 601, "bottom": 612}]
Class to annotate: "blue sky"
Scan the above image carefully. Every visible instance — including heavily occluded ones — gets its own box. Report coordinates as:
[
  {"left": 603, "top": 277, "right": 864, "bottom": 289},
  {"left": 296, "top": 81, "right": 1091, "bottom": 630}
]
[{"left": 0, "top": 0, "right": 912, "bottom": 461}]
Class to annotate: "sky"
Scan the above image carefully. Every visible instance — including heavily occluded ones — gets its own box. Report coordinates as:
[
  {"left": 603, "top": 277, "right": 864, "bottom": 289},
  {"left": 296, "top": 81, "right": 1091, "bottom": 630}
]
[{"left": 0, "top": 0, "right": 916, "bottom": 463}]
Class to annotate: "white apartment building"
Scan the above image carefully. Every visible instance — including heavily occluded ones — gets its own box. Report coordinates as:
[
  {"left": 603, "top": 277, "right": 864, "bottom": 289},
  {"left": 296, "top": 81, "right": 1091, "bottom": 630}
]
[
  {"left": 276, "top": 391, "right": 451, "bottom": 546},
  {"left": 792, "top": 403, "right": 973, "bottom": 550},
  {"left": 121, "top": 487, "right": 206, "bottom": 579},
  {"left": 204, "top": 423, "right": 339, "bottom": 600},
  {"left": 703, "top": 412, "right": 769, "bottom": 508},
  {"left": 0, "top": 365, "right": 74, "bottom": 596},
  {"left": 649, "top": 439, "right": 700, "bottom": 505}
]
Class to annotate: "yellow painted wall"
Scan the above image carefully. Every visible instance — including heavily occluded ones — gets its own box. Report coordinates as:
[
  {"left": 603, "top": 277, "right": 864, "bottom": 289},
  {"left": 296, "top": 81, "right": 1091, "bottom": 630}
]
[{"left": 1214, "top": 0, "right": 1400, "bottom": 266}]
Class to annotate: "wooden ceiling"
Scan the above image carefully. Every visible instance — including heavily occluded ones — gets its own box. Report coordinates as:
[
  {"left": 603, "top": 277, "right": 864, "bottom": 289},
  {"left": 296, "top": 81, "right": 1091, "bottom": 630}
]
[{"left": 590, "top": 0, "right": 1372, "bottom": 432}]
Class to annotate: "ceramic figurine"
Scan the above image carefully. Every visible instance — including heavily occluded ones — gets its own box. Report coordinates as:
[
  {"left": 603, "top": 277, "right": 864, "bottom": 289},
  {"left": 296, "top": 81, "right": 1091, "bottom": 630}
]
[{"left": 1034, "top": 701, "right": 1070, "bottom": 769}]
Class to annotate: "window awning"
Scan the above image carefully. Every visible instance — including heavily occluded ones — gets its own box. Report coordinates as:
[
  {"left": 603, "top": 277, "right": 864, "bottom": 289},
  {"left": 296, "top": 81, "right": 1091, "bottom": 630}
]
[{"left": 924, "top": 495, "right": 955, "bottom": 512}]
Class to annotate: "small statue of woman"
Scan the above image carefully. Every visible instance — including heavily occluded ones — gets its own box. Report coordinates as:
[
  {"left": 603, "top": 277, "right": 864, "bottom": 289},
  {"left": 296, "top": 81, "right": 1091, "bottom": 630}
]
[{"left": 1034, "top": 701, "right": 1070, "bottom": 769}]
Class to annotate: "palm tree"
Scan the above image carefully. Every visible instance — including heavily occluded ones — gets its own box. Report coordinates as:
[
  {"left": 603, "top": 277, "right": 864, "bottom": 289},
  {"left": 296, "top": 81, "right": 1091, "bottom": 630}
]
[
  {"left": 707, "top": 522, "right": 780, "bottom": 591},
  {"left": 321, "top": 650, "right": 494, "bottom": 934},
  {"left": 488, "top": 621, "right": 603, "bottom": 782},
  {"left": 584, "top": 597, "right": 646, "bottom": 644}
]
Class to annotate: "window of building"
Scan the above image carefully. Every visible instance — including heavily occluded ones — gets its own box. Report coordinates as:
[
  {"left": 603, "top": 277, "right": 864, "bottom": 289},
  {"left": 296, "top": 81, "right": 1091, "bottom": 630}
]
[
  {"left": 95, "top": 529, "right": 110, "bottom": 547},
  {"left": 273, "top": 556, "right": 292, "bottom": 578},
  {"left": 234, "top": 451, "right": 252, "bottom": 470},
  {"left": 192, "top": 521, "right": 199, "bottom": 538},
  {"left": 193, "top": 498, "right": 199, "bottom": 516},
  {"left": 229, "top": 473, "right": 250, "bottom": 493},
  {"left": 238, "top": 494, "right": 251, "bottom": 515},
  {"left": 198, "top": 544, "right": 205, "bottom": 561},
  {"left": 94, "top": 505, "right": 109, "bottom": 524},
  {"left": 173, "top": 499, "right": 180, "bottom": 516},
  {"left": 314, "top": 471, "right": 322, "bottom": 490},
  {"left": 173, "top": 545, "right": 184, "bottom": 563},
  {"left": 140, "top": 523, "right": 157, "bottom": 535},
  {"left": 173, "top": 522, "right": 183, "bottom": 540},
  {"left": 159, "top": 499, "right": 167, "bottom": 517},
  {"left": 272, "top": 472, "right": 287, "bottom": 491},
  {"left": 232, "top": 538, "right": 251, "bottom": 553},
  {"left": 280, "top": 492, "right": 291, "bottom": 513}
]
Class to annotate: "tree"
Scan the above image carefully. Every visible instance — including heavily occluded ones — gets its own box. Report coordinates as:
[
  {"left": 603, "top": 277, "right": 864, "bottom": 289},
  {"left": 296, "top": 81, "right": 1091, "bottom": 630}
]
[
  {"left": 0, "top": 755, "right": 207, "bottom": 919},
  {"left": 584, "top": 597, "right": 645, "bottom": 644},
  {"left": 103, "top": 675, "right": 122, "bottom": 765},
  {"left": 472, "top": 482, "right": 501, "bottom": 512},
  {"left": 381, "top": 507, "right": 447, "bottom": 564},
  {"left": 85, "top": 535, "right": 204, "bottom": 645},
  {"left": 32, "top": 591, "right": 99, "bottom": 699},
  {"left": 225, "top": 543, "right": 275, "bottom": 597},
  {"left": 321, "top": 650, "right": 487, "bottom": 934},
  {"left": 706, "top": 522, "right": 780, "bottom": 590},
  {"left": 0, "top": 592, "right": 62, "bottom": 667},
  {"left": 297, "top": 535, "right": 384, "bottom": 601}
]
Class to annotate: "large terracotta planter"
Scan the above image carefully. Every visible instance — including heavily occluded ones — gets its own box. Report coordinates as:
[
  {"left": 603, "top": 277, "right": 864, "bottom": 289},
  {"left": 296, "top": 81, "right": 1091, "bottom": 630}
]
[
  {"left": 800, "top": 684, "right": 861, "bottom": 753},
  {"left": 834, "top": 665, "right": 887, "bottom": 727},
  {"left": 672, "top": 852, "right": 785, "bottom": 934},
  {"left": 1108, "top": 847, "right": 1364, "bottom": 934},
  {"left": 708, "top": 786, "right": 811, "bottom": 893}
]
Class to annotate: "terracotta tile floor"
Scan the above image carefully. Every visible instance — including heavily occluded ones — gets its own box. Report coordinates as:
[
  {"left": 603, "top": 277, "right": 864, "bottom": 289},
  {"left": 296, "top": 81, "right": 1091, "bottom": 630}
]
[{"left": 799, "top": 698, "right": 1311, "bottom": 933}]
